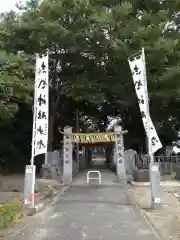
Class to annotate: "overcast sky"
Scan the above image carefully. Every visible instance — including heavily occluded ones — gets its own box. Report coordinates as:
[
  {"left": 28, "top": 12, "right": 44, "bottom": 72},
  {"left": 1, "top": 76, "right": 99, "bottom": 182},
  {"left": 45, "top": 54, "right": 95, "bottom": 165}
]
[{"left": 0, "top": 0, "right": 21, "bottom": 12}]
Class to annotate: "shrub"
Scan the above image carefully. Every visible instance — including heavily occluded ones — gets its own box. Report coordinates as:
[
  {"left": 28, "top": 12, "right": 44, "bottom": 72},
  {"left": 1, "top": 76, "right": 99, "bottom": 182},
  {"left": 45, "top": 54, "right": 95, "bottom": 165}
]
[{"left": 0, "top": 200, "right": 22, "bottom": 228}]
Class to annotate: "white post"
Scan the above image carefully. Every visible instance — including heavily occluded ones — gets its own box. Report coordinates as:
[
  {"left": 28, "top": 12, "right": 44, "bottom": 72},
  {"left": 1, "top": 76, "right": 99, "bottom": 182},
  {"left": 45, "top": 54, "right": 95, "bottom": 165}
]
[
  {"left": 28, "top": 55, "right": 38, "bottom": 208},
  {"left": 76, "top": 109, "right": 80, "bottom": 171},
  {"left": 142, "top": 48, "right": 161, "bottom": 209},
  {"left": 142, "top": 48, "right": 153, "bottom": 162},
  {"left": 30, "top": 123, "right": 36, "bottom": 208}
]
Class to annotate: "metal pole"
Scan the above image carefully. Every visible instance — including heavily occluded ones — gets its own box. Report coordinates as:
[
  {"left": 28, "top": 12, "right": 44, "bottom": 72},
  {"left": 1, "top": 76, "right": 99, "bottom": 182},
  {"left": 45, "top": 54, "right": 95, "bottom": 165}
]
[
  {"left": 142, "top": 48, "right": 161, "bottom": 209},
  {"left": 142, "top": 48, "right": 154, "bottom": 208},
  {"left": 31, "top": 55, "right": 38, "bottom": 166},
  {"left": 76, "top": 109, "right": 80, "bottom": 171},
  {"left": 29, "top": 54, "right": 38, "bottom": 207},
  {"left": 142, "top": 48, "right": 152, "bottom": 161}
]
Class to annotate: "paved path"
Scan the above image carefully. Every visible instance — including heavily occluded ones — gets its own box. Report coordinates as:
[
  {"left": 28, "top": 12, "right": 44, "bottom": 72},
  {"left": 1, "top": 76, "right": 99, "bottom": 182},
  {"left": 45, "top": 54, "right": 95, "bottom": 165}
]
[{"left": 9, "top": 170, "right": 161, "bottom": 240}]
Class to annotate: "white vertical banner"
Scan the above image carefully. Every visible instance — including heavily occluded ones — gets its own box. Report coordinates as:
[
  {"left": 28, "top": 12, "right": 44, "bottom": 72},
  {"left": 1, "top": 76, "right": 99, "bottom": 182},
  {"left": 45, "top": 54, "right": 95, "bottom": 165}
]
[
  {"left": 32, "top": 53, "right": 49, "bottom": 157},
  {"left": 128, "top": 50, "right": 162, "bottom": 154}
]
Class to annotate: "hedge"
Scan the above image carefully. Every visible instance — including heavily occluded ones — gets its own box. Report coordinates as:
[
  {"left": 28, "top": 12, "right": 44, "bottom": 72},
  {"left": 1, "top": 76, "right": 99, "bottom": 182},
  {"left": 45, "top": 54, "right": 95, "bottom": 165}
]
[{"left": 0, "top": 200, "right": 22, "bottom": 228}]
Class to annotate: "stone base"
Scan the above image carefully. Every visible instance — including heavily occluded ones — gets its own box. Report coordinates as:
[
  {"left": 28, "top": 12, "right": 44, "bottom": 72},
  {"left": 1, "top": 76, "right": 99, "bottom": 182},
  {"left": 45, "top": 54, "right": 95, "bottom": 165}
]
[
  {"left": 40, "top": 164, "right": 52, "bottom": 179},
  {"left": 159, "top": 163, "right": 172, "bottom": 176},
  {"left": 133, "top": 169, "right": 149, "bottom": 182},
  {"left": 117, "top": 172, "right": 127, "bottom": 182},
  {"left": 40, "top": 164, "right": 63, "bottom": 181},
  {"left": 173, "top": 163, "right": 180, "bottom": 180}
]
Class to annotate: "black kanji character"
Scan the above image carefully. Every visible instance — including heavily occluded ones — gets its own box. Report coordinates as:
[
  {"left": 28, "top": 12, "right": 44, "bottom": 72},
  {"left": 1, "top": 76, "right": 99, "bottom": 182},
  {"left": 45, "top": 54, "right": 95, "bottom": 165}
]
[
  {"left": 38, "top": 94, "right": 46, "bottom": 106},
  {"left": 138, "top": 95, "right": 144, "bottom": 104},
  {"left": 36, "top": 139, "right": 45, "bottom": 149},
  {"left": 37, "top": 61, "right": 47, "bottom": 74},
  {"left": 37, "top": 61, "right": 47, "bottom": 75},
  {"left": 151, "top": 137, "right": 158, "bottom": 146},
  {"left": 141, "top": 111, "right": 146, "bottom": 118},
  {"left": 135, "top": 79, "right": 143, "bottom": 90},
  {"left": 117, "top": 134, "right": 121, "bottom": 139},
  {"left": 41, "top": 61, "right": 46, "bottom": 70},
  {"left": 37, "top": 68, "right": 46, "bottom": 74},
  {"left": 38, "top": 79, "right": 47, "bottom": 89},
  {"left": 133, "top": 64, "right": 141, "bottom": 75},
  {"left": 37, "top": 126, "right": 45, "bottom": 135},
  {"left": 117, "top": 139, "right": 121, "bottom": 145},
  {"left": 37, "top": 110, "right": 47, "bottom": 119}
]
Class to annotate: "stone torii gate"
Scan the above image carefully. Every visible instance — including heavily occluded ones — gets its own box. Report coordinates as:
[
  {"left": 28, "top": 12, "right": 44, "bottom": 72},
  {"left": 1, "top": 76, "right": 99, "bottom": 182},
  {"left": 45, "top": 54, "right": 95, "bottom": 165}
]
[{"left": 62, "top": 125, "right": 128, "bottom": 185}]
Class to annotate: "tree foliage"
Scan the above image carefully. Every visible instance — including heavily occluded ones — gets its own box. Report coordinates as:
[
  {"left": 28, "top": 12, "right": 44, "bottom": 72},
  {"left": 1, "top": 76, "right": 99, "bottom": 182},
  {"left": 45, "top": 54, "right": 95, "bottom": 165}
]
[
  {"left": 1, "top": 0, "right": 180, "bottom": 169},
  {"left": 0, "top": 51, "right": 33, "bottom": 119},
  {"left": 0, "top": 50, "right": 34, "bottom": 171}
]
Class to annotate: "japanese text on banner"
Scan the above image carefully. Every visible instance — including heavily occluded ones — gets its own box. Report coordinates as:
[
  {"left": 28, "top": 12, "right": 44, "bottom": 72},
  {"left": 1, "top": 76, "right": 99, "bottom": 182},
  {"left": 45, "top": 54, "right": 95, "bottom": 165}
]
[
  {"left": 32, "top": 53, "right": 49, "bottom": 156},
  {"left": 128, "top": 53, "right": 162, "bottom": 154}
]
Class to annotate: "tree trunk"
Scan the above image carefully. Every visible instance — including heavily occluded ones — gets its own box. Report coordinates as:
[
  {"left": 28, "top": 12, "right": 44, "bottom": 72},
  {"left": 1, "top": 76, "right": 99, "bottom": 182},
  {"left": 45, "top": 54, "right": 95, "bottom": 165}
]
[
  {"left": 48, "top": 114, "right": 55, "bottom": 151},
  {"left": 42, "top": 108, "right": 58, "bottom": 178},
  {"left": 48, "top": 93, "right": 61, "bottom": 151}
]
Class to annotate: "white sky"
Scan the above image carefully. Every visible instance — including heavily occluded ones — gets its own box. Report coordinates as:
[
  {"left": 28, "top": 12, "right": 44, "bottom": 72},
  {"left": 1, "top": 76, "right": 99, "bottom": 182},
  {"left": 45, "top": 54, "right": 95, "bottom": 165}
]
[{"left": 0, "top": 0, "right": 21, "bottom": 12}]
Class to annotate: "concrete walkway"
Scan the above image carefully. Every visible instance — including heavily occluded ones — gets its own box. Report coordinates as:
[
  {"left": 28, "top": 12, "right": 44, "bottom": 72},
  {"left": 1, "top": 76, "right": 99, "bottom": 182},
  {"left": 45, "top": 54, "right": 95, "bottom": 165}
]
[{"left": 9, "top": 170, "right": 161, "bottom": 240}]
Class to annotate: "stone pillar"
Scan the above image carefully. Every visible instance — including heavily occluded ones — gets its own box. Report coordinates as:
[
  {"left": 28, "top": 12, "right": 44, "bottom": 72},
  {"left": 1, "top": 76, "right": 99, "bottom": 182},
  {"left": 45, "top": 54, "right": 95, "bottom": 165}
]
[
  {"left": 41, "top": 152, "right": 53, "bottom": 179},
  {"left": 113, "top": 148, "right": 116, "bottom": 165},
  {"left": 114, "top": 125, "right": 127, "bottom": 182},
  {"left": 80, "top": 146, "right": 86, "bottom": 169},
  {"left": 50, "top": 150, "right": 61, "bottom": 180},
  {"left": 63, "top": 126, "right": 73, "bottom": 185},
  {"left": 45, "top": 151, "right": 53, "bottom": 165},
  {"left": 42, "top": 151, "right": 61, "bottom": 180}
]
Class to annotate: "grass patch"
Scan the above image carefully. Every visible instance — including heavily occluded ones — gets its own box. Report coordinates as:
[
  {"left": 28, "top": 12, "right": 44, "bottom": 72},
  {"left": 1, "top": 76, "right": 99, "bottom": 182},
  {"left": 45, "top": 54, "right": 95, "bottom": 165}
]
[{"left": 0, "top": 200, "right": 22, "bottom": 228}]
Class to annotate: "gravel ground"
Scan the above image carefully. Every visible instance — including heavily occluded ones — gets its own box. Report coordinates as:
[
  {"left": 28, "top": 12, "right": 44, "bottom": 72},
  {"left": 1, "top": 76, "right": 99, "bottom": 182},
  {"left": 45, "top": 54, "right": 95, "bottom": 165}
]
[{"left": 127, "top": 184, "right": 180, "bottom": 240}]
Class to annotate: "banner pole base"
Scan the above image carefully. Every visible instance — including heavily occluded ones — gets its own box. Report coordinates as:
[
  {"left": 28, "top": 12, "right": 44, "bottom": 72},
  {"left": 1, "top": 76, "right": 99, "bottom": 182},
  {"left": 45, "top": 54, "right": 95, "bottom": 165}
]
[
  {"left": 149, "top": 162, "right": 161, "bottom": 210},
  {"left": 24, "top": 165, "right": 36, "bottom": 209}
]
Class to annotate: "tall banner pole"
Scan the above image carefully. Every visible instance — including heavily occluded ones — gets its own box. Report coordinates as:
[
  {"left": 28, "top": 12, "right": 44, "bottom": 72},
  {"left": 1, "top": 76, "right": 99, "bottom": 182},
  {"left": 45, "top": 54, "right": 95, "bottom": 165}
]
[
  {"left": 128, "top": 49, "right": 162, "bottom": 209},
  {"left": 27, "top": 55, "right": 39, "bottom": 207},
  {"left": 24, "top": 52, "right": 49, "bottom": 208},
  {"left": 76, "top": 109, "right": 80, "bottom": 171},
  {"left": 142, "top": 48, "right": 153, "bottom": 162},
  {"left": 141, "top": 48, "right": 159, "bottom": 209},
  {"left": 31, "top": 54, "right": 38, "bottom": 166}
]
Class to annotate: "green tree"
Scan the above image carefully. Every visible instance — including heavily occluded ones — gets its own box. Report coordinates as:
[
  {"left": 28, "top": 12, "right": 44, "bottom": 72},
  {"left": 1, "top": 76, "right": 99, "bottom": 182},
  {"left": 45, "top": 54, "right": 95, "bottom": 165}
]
[
  {"left": 0, "top": 51, "right": 33, "bottom": 119},
  {"left": 1, "top": 0, "right": 180, "bottom": 154},
  {"left": 0, "top": 48, "right": 34, "bottom": 170}
]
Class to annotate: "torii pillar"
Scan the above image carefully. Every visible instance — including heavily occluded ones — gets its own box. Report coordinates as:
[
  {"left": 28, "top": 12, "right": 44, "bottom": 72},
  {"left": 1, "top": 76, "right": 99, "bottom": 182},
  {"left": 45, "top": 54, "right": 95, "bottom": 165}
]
[
  {"left": 63, "top": 125, "right": 73, "bottom": 185},
  {"left": 114, "top": 125, "right": 127, "bottom": 182}
]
